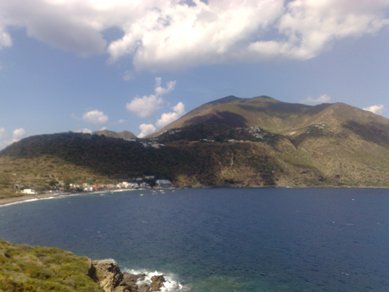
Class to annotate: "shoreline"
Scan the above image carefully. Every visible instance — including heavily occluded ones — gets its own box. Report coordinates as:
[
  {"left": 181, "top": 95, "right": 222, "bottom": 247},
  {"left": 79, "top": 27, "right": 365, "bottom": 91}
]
[
  {"left": 0, "top": 188, "right": 145, "bottom": 207},
  {"left": 1, "top": 185, "right": 389, "bottom": 207},
  {"left": 0, "top": 192, "right": 69, "bottom": 208}
]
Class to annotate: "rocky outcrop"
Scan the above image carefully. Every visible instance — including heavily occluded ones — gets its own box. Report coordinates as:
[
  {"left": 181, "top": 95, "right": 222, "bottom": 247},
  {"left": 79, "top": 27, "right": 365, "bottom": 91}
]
[
  {"left": 89, "top": 259, "right": 166, "bottom": 292},
  {"left": 150, "top": 275, "right": 166, "bottom": 291}
]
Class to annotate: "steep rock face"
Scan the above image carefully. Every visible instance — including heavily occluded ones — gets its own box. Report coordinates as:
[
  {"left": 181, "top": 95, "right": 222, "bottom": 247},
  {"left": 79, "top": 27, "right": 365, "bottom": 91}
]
[
  {"left": 149, "top": 275, "right": 166, "bottom": 291},
  {"left": 90, "top": 259, "right": 123, "bottom": 291},
  {"left": 90, "top": 259, "right": 166, "bottom": 292}
]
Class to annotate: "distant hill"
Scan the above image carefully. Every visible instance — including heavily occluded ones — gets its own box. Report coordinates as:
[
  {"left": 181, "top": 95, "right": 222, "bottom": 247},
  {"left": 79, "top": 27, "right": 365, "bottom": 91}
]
[
  {"left": 157, "top": 95, "right": 389, "bottom": 139},
  {"left": 94, "top": 130, "right": 137, "bottom": 141},
  {"left": 155, "top": 95, "right": 389, "bottom": 186},
  {"left": 1, "top": 95, "right": 389, "bottom": 195}
]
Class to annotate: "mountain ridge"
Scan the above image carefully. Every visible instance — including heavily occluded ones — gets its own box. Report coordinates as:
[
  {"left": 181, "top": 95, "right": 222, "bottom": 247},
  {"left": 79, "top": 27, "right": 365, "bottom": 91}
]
[
  {"left": 1, "top": 95, "right": 389, "bottom": 195},
  {"left": 94, "top": 129, "right": 137, "bottom": 141}
]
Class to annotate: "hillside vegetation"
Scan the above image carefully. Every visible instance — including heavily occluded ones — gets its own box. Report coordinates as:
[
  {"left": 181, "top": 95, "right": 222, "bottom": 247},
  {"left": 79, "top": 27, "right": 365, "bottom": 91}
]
[
  {"left": 0, "top": 240, "right": 101, "bottom": 291},
  {"left": 1, "top": 96, "right": 389, "bottom": 196}
]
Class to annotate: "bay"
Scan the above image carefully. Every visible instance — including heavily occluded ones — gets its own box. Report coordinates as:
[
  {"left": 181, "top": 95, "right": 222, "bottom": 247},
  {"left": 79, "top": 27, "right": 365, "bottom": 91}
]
[{"left": 0, "top": 188, "right": 389, "bottom": 291}]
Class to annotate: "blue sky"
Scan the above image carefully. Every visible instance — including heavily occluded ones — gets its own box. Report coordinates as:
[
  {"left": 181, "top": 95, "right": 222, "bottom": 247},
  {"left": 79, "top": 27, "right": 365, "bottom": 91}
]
[{"left": 1, "top": 0, "right": 389, "bottom": 147}]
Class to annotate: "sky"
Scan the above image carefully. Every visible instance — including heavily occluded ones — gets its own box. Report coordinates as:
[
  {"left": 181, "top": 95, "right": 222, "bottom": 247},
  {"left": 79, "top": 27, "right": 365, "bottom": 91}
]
[{"left": 1, "top": 0, "right": 389, "bottom": 148}]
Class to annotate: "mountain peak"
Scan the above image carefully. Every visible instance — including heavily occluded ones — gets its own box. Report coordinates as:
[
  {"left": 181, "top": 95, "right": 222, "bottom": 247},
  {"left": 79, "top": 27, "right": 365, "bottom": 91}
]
[
  {"left": 94, "top": 130, "right": 136, "bottom": 141},
  {"left": 205, "top": 95, "right": 242, "bottom": 105},
  {"left": 1, "top": 95, "right": 389, "bottom": 192},
  {"left": 249, "top": 95, "right": 279, "bottom": 102},
  {"left": 206, "top": 95, "right": 279, "bottom": 106},
  {"left": 155, "top": 94, "right": 389, "bottom": 140}
]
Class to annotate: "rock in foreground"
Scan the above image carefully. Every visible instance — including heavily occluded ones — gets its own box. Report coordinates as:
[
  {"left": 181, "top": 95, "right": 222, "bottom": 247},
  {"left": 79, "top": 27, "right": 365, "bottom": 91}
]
[
  {"left": 90, "top": 259, "right": 166, "bottom": 292},
  {"left": 0, "top": 240, "right": 171, "bottom": 292}
]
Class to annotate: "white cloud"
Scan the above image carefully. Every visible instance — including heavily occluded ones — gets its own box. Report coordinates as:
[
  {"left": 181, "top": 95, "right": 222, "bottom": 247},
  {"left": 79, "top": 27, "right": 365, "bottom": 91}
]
[
  {"left": 131, "top": 78, "right": 182, "bottom": 138},
  {"left": 0, "top": 27, "right": 12, "bottom": 48},
  {"left": 303, "top": 94, "right": 332, "bottom": 104},
  {"left": 249, "top": 0, "right": 389, "bottom": 60},
  {"left": 127, "top": 95, "right": 163, "bottom": 118},
  {"left": 82, "top": 109, "right": 109, "bottom": 124},
  {"left": 155, "top": 77, "right": 176, "bottom": 96},
  {"left": 126, "top": 77, "right": 176, "bottom": 117},
  {"left": 137, "top": 101, "right": 186, "bottom": 138},
  {"left": 1, "top": 1, "right": 389, "bottom": 70},
  {"left": 12, "top": 128, "right": 26, "bottom": 142},
  {"left": 138, "top": 123, "right": 156, "bottom": 138},
  {"left": 108, "top": 0, "right": 285, "bottom": 69},
  {"left": 156, "top": 102, "right": 185, "bottom": 128},
  {"left": 0, "top": 127, "right": 27, "bottom": 149},
  {"left": 78, "top": 128, "right": 92, "bottom": 134},
  {"left": 0, "top": 1, "right": 105, "bottom": 55},
  {"left": 363, "top": 104, "right": 384, "bottom": 115}
]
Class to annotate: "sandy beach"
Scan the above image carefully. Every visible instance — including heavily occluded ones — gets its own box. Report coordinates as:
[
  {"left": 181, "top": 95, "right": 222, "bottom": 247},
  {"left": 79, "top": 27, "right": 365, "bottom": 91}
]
[
  {"left": 0, "top": 192, "right": 66, "bottom": 207},
  {"left": 0, "top": 189, "right": 139, "bottom": 207}
]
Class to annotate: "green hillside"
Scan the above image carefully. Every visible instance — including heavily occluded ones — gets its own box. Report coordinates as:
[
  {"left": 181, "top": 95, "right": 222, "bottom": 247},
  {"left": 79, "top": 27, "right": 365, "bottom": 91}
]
[
  {"left": 0, "top": 240, "right": 101, "bottom": 291},
  {"left": 1, "top": 95, "right": 389, "bottom": 196},
  {"left": 94, "top": 130, "right": 137, "bottom": 141}
]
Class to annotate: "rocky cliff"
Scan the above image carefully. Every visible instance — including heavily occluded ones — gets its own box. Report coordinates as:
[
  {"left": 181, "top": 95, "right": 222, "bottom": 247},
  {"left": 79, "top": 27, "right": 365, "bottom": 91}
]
[
  {"left": 0, "top": 240, "right": 169, "bottom": 292},
  {"left": 90, "top": 259, "right": 166, "bottom": 292}
]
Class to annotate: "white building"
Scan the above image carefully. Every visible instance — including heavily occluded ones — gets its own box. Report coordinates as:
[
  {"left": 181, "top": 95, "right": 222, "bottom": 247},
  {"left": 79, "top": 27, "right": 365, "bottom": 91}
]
[
  {"left": 155, "top": 179, "right": 173, "bottom": 187},
  {"left": 21, "top": 188, "right": 37, "bottom": 195}
]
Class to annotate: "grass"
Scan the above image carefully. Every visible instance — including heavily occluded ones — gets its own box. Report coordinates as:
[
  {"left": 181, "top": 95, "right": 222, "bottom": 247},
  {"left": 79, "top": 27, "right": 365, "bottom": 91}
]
[
  {"left": 0, "top": 155, "right": 114, "bottom": 196},
  {"left": 0, "top": 240, "right": 102, "bottom": 292},
  {"left": 1, "top": 129, "right": 389, "bottom": 198}
]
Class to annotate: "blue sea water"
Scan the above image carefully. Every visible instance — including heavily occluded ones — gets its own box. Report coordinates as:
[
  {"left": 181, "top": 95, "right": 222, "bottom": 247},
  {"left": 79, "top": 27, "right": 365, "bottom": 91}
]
[{"left": 1, "top": 188, "right": 389, "bottom": 291}]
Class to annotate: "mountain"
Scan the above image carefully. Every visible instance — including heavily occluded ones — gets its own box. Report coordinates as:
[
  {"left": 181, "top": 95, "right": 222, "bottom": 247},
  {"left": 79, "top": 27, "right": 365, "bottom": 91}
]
[
  {"left": 155, "top": 95, "right": 389, "bottom": 186},
  {"left": 1, "top": 95, "right": 389, "bottom": 195},
  {"left": 157, "top": 95, "right": 389, "bottom": 140},
  {"left": 94, "top": 130, "right": 137, "bottom": 141}
]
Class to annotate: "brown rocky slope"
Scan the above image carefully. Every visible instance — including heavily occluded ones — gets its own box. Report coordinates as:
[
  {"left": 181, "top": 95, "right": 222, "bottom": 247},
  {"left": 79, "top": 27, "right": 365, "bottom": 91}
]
[{"left": 1, "top": 95, "right": 389, "bottom": 195}]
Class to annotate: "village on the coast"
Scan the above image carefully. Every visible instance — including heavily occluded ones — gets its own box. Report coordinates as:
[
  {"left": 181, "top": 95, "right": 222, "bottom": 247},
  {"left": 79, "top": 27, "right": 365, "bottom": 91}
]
[{"left": 16, "top": 176, "right": 174, "bottom": 196}]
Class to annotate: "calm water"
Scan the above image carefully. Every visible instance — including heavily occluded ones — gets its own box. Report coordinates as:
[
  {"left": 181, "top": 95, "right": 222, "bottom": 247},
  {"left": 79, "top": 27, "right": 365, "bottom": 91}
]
[{"left": 1, "top": 188, "right": 389, "bottom": 291}]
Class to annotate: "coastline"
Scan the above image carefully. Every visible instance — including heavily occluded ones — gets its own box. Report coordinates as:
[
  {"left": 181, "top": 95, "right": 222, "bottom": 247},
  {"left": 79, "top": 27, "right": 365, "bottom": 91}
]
[
  {"left": 0, "top": 188, "right": 143, "bottom": 207},
  {"left": 0, "top": 185, "right": 389, "bottom": 208},
  {"left": 1, "top": 185, "right": 388, "bottom": 207},
  {"left": 0, "top": 192, "right": 67, "bottom": 207}
]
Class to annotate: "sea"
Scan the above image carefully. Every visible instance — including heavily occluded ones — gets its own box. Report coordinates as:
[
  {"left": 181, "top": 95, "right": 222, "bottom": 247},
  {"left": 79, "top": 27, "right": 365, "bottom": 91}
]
[{"left": 0, "top": 188, "right": 389, "bottom": 291}]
